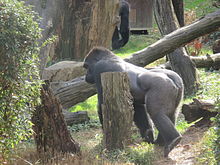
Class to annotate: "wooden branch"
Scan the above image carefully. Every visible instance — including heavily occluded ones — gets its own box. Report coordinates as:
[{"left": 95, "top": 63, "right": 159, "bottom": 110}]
[{"left": 125, "top": 9, "right": 220, "bottom": 67}]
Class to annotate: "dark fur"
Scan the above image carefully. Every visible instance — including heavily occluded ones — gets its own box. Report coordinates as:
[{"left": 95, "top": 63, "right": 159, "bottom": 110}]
[
  {"left": 112, "top": 0, "right": 130, "bottom": 50},
  {"left": 83, "top": 47, "right": 184, "bottom": 157}
]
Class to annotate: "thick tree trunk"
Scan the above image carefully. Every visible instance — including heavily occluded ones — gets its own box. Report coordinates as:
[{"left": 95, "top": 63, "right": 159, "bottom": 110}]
[
  {"left": 153, "top": 0, "right": 199, "bottom": 95},
  {"left": 32, "top": 81, "right": 80, "bottom": 161},
  {"left": 101, "top": 72, "right": 134, "bottom": 150},
  {"left": 25, "top": 0, "right": 119, "bottom": 73}
]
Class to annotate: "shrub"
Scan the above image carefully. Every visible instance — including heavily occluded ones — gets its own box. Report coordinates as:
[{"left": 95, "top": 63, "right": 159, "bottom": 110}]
[{"left": 0, "top": 0, "right": 42, "bottom": 161}]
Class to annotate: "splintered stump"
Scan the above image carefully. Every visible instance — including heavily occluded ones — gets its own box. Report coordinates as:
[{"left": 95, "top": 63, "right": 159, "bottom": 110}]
[
  {"left": 101, "top": 72, "right": 134, "bottom": 150},
  {"left": 182, "top": 99, "right": 217, "bottom": 126},
  {"left": 32, "top": 82, "right": 80, "bottom": 161}
]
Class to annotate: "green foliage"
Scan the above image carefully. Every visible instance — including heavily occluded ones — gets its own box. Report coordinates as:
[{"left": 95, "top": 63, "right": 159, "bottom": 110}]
[
  {"left": 0, "top": 0, "right": 42, "bottom": 160},
  {"left": 197, "top": 127, "right": 217, "bottom": 165},
  {"left": 125, "top": 143, "right": 155, "bottom": 165},
  {"left": 68, "top": 119, "right": 101, "bottom": 132},
  {"left": 184, "top": 0, "right": 217, "bottom": 17}
]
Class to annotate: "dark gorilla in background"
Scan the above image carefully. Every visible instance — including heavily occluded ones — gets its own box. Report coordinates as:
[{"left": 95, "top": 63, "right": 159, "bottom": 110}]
[
  {"left": 83, "top": 47, "right": 184, "bottom": 157},
  {"left": 112, "top": 0, "right": 130, "bottom": 50}
]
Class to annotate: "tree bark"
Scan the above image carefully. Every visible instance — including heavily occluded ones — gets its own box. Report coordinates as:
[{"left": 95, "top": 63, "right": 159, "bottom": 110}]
[
  {"left": 182, "top": 99, "right": 217, "bottom": 127},
  {"left": 63, "top": 110, "right": 90, "bottom": 126},
  {"left": 172, "top": 0, "right": 184, "bottom": 27},
  {"left": 153, "top": 0, "right": 199, "bottom": 95},
  {"left": 52, "top": 76, "right": 96, "bottom": 109},
  {"left": 25, "top": 0, "right": 119, "bottom": 73},
  {"left": 101, "top": 72, "right": 134, "bottom": 150},
  {"left": 32, "top": 81, "right": 80, "bottom": 161}
]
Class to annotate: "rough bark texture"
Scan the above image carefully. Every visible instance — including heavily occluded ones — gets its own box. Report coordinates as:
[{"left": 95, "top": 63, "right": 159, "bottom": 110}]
[
  {"left": 25, "top": 0, "right": 119, "bottom": 73},
  {"left": 52, "top": 76, "right": 96, "bottom": 109},
  {"left": 101, "top": 72, "right": 134, "bottom": 150},
  {"left": 32, "top": 82, "right": 80, "bottom": 161},
  {"left": 153, "top": 0, "right": 198, "bottom": 95},
  {"left": 182, "top": 99, "right": 217, "bottom": 127},
  {"left": 190, "top": 53, "right": 220, "bottom": 69}
]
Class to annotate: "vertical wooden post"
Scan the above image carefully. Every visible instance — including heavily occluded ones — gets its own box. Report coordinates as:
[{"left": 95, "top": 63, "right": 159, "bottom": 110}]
[{"left": 101, "top": 72, "right": 134, "bottom": 150}]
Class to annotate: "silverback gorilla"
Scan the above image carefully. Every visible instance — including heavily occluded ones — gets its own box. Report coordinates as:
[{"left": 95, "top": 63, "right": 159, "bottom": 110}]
[
  {"left": 83, "top": 47, "right": 184, "bottom": 157},
  {"left": 112, "top": 0, "right": 130, "bottom": 50}
]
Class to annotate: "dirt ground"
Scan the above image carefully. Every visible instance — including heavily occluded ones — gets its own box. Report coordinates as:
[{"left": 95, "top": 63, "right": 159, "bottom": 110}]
[{"left": 153, "top": 125, "right": 210, "bottom": 165}]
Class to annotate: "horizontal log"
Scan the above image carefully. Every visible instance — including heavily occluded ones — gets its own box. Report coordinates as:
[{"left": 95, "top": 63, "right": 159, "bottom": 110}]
[
  {"left": 63, "top": 110, "right": 90, "bottom": 126},
  {"left": 190, "top": 53, "right": 220, "bottom": 69},
  {"left": 158, "top": 54, "right": 220, "bottom": 69},
  {"left": 52, "top": 76, "right": 96, "bottom": 109}
]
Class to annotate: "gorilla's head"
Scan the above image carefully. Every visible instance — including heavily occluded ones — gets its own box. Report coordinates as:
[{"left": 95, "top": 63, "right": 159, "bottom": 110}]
[{"left": 83, "top": 47, "right": 116, "bottom": 84}]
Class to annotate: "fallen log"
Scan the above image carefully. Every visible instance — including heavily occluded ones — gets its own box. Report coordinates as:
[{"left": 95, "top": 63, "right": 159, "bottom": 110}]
[
  {"left": 63, "top": 110, "right": 90, "bottom": 126},
  {"left": 52, "top": 76, "right": 96, "bottom": 109},
  {"left": 182, "top": 99, "right": 217, "bottom": 127},
  {"left": 158, "top": 54, "right": 220, "bottom": 69},
  {"left": 190, "top": 53, "right": 220, "bottom": 69},
  {"left": 53, "top": 10, "right": 220, "bottom": 108}
]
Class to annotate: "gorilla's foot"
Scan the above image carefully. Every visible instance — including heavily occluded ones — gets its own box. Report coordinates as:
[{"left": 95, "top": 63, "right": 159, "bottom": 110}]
[
  {"left": 154, "top": 135, "right": 165, "bottom": 146},
  {"left": 142, "top": 129, "right": 154, "bottom": 144},
  {"left": 164, "top": 136, "right": 182, "bottom": 157}
]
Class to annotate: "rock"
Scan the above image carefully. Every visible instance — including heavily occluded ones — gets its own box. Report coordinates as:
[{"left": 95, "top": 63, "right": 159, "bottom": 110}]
[{"left": 42, "top": 61, "right": 86, "bottom": 82}]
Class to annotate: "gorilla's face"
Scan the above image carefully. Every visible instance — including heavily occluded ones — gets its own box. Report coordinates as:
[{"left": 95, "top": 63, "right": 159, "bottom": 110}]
[{"left": 83, "top": 62, "right": 95, "bottom": 84}]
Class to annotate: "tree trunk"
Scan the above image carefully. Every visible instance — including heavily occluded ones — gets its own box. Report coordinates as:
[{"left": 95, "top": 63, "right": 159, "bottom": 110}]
[
  {"left": 172, "top": 0, "right": 184, "bottom": 27},
  {"left": 32, "top": 81, "right": 80, "bottom": 161},
  {"left": 101, "top": 72, "right": 134, "bottom": 150},
  {"left": 25, "top": 0, "right": 119, "bottom": 73},
  {"left": 153, "top": 0, "right": 199, "bottom": 95}
]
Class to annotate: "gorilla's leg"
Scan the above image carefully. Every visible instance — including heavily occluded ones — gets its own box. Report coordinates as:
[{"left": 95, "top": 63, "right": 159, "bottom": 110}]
[
  {"left": 152, "top": 112, "right": 181, "bottom": 157},
  {"left": 119, "top": 30, "right": 129, "bottom": 47},
  {"left": 112, "top": 26, "right": 121, "bottom": 50},
  {"left": 155, "top": 113, "right": 178, "bottom": 146},
  {"left": 133, "top": 103, "right": 154, "bottom": 143}
]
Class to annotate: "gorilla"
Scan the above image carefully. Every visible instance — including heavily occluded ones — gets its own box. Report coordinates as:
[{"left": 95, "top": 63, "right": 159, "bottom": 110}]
[
  {"left": 83, "top": 47, "right": 184, "bottom": 157},
  {"left": 112, "top": 0, "right": 130, "bottom": 50}
]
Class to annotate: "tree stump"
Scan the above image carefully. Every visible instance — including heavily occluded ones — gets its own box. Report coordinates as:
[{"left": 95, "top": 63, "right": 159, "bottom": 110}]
[
  {"left": 101, "top": 72, "right": 134, "bottom": 150},
  {"left": 32, "top": 81, "right": 80, "bottom": 161}
]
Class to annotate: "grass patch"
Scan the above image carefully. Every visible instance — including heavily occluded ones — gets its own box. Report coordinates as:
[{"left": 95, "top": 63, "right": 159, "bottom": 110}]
[{"left": 196, "top": 127, "right": 217, "bottom": 165}]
